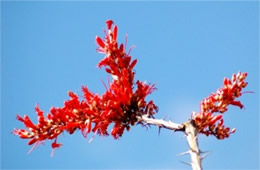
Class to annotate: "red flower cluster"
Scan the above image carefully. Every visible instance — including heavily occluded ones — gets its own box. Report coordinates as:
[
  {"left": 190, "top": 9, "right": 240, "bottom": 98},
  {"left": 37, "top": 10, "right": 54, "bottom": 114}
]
[
  {"left": 13, "top": 20, "right": 158, "bottom": 154},
  {"left": 193, "top": 72, "right": 248, "bottom": 139}
]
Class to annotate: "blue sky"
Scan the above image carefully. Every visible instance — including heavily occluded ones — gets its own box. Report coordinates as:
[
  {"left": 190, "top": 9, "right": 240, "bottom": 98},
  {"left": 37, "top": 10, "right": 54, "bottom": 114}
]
[{"left": 1, "top": 1, "right": 259, "bottom": 169}]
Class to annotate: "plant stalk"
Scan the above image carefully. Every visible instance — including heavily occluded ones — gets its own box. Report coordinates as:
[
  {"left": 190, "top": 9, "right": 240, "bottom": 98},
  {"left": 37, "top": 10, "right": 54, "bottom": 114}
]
[
  {"left": 138, "top": 115, "right": 202, "bottom": 170},
  {"left": 183, "top": 120, "right": 202, "bottom": 170}
]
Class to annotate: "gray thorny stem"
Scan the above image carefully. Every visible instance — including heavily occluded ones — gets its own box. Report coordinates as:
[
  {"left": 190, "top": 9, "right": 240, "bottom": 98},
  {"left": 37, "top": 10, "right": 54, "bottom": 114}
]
[{"left": 137, "top": 115, "right": 202, "bottom": 170}]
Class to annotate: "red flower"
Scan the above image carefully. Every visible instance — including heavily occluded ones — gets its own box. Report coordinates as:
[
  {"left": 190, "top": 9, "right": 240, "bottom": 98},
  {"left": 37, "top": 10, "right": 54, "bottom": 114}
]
[
  {"left": 193, "top": 72, "right": 248, "bottom": 139},
  {"left": 13, "top": 20, "right": 158, "bottom": 153}
]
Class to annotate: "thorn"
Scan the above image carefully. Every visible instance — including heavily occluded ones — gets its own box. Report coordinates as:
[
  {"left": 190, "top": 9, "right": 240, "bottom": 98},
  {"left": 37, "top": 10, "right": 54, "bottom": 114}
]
[
  {"left": 201, "top": 151, "right": 210, "bottom": 160},
  {"left": 158, "top": 126, "right": 162, "bottom": 136},
  {"left": 162, "top": 115, "right": 167, "bottom": 120},
  {"left": 89, "top": 132, "right": 97, "bottom": 143},
  {"left": 177, "top": 150, "right": 190, "bottom": 156},
  {"left": 140, "top": 123, "right": 149, "bottom": 131},
  {"left": 88, "top": 137, "right": 94, "bottom": 143},
  {"left": 180, "top": 160, "right": 192, "bottom": 167}
]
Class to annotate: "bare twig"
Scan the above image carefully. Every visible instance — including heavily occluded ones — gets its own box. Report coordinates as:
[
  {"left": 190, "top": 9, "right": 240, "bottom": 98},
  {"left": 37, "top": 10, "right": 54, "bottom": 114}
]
[{"left": 137, "top": 115, "right": 184, "bottom": 132}]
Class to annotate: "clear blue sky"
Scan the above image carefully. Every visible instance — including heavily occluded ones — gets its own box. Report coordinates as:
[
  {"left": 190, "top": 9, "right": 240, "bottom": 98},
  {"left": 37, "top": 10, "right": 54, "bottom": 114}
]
[{"left": 1, "top": 1, "right": 259, "bottom": 169}]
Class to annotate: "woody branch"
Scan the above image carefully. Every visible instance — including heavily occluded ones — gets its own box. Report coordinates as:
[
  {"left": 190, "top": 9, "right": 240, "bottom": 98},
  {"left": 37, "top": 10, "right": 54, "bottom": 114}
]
[
  {"left": 138, "top": 115, "right": 202, "bottom": 170},
  {"left": 137, "top": 115, "right": 184, "bottom": 131}
]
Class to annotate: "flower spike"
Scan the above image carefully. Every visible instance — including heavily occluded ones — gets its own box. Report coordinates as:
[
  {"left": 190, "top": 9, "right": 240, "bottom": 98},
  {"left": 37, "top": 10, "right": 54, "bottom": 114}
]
[
  {"left": 193, "top": 71, "right": 248, "bottom": 139},
  {"left": 13, "top": 20, "right": 158, "bottom": 153}
]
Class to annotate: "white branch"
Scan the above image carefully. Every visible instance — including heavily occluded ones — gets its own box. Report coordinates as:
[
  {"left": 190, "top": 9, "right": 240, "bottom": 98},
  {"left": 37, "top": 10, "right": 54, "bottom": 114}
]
[
  {"left": 137, "top": 115, "right": 184, "bottom": 131},
  {"left": 137, "top": 115, "right": 202, "bottom": 170},
  {"left": 184, "top": 120, "right": 202, "bottom": 170}
]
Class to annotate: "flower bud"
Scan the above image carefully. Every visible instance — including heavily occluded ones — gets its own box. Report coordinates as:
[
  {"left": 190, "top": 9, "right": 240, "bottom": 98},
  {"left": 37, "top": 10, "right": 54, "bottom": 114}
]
[
  {"left": 106, "top": 20, "right": 113, "bottom": 30},
  {"left": 231, "top": 128, "right": 236, "bottom": 133},
  {"left": 232, "top": 73, "right": 236, "bottom": 82},
  {"left": 96, "top": 36, "right": 105, "bottom": 48}
]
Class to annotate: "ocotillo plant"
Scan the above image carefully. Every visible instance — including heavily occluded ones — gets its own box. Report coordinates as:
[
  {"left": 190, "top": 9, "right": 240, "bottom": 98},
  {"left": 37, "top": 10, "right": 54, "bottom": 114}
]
[{"left": 13, "top": 20, "right": 249, "bottom": 170}]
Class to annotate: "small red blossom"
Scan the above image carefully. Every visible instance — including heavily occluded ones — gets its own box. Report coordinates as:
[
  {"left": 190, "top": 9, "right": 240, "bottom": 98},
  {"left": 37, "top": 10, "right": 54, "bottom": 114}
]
[
  {"left": 13, "top": 20, "right": 158, "bottom": 153},
  {"left": 106, "top": 20, "right": 113, "bottom": 30},
  {"left": 193, "top": 72, "right": 248, "bottom": 139}
]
